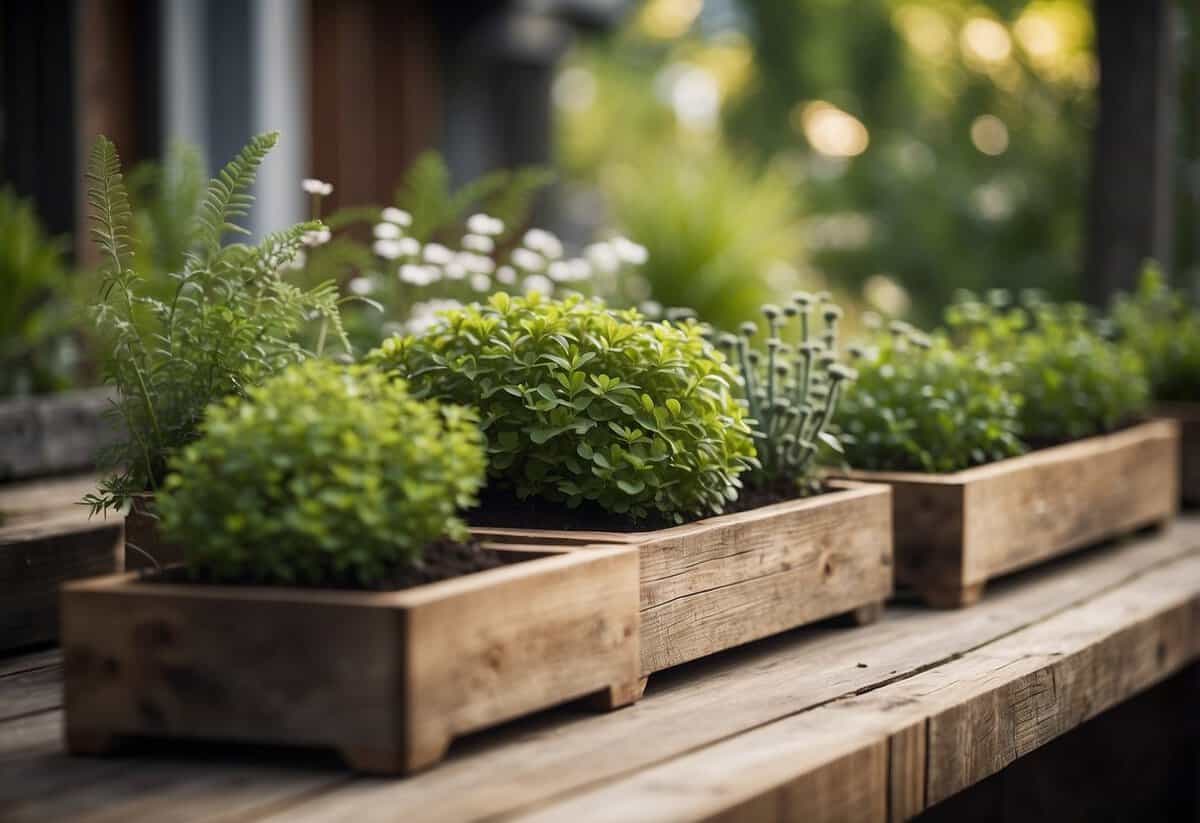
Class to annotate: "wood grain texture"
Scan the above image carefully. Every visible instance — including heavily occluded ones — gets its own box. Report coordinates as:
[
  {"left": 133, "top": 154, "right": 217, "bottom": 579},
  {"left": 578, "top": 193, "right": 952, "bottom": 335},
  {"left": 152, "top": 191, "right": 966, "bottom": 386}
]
[
  {"left": 60, "top": 545, "right": 640, "bottom": 774},
  {"left": 524, "top": 547, "right": 1200, "bottom": 822},
  {"left": 4, "top": 519, "right": 1198, "bottom": 823},
  {"left": 477, "top": 481, "right": 894, "bottom": 674},
  {"left": 1160, "top": 406, "right": 1200, "bottom": 507},
  {"left": 845, "top": 420, "right": 1180, "bottom": 607},
  {"left": 0, "top": 500, "right": 122, "bottom": 652}
]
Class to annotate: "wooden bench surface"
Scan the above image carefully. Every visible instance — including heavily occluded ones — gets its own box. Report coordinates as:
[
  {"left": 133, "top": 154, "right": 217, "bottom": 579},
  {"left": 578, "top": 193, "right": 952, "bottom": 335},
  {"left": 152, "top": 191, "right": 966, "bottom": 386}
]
[{"left": 2, "top": 517, "right": 1199, "bottom": 822}]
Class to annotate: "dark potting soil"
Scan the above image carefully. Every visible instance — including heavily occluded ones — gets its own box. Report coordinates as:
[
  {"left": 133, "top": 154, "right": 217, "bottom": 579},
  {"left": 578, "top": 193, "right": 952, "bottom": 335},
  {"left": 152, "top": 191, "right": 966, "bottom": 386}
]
[
  {"left": 142, "top": 538, "right": 509, "bottom": 592},
  {"left": 466, "top": 480, "right": 833, "bottom": 533}
]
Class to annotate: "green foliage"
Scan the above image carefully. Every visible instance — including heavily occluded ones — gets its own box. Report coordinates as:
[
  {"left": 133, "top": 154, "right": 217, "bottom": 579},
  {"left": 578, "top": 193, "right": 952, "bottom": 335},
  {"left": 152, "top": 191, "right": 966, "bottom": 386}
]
[
  {"left": 369, "top": 293, "right": 756, "bottom": 523},
  {"left": 838, "top": 322, "right": 1025, "bottom": 473},
  {"left": 83, "top": 133, "right": 350, "bottom": 515},
  {"left": 1111, "top": 263, "right": 1200, "bottom": 404},
  {"left": 715, "top": 293, "right": 855, "bottom": 493},
  {"left": 0, "top": 187, "right": 80, "bottom": 396},
  {"left": 127, "top": 141, "right": 207, "bottom": 279},
  {"left": 947, "top": 291, "right": 1149, "bottom": 445},
  {"left": 393, "top": 150, "right": 554, "bottom": 243},
  {"left": 158, "top": 360, "right": 485, "bottom": 585}
]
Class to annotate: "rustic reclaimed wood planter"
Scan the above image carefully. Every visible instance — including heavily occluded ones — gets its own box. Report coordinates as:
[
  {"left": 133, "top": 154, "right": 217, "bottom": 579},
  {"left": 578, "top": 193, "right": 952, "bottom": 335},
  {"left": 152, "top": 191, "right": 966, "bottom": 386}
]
[
  {"left": 474, "top": 480, "right": 894, "bottom": 679},
  {"left": 0, "top": 388, "right": 118, "bottom": 482},
  {"left": 0, "top": 474, "right": 123, "bottom": 652},
  {"left": 61, "top": 544, "right": 641, "bottom": 775},
  {"left": 1158, "top": 406, "right": 1200, "bottom": 507},
  {"left": 842, "top": 419, "right": 1180, "bottom": 608}
]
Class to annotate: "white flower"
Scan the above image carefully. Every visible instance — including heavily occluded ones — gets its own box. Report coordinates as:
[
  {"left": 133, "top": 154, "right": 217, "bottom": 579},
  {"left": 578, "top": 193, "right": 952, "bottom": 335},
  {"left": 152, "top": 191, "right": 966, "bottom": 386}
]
[
  {"left": 373, "top": 238, "right": 404, "bottom": 260},
  {"left": 348, "top": 276, "right": 374, "bottom": 296},
  {"left": 397, "top": 237, "right": 421, "bottom": 257},
  {"left": 400, "top": 264, "right": 439, "bottom": 285},
  {"left": 381, "top": 207, "right": 412, "bottom": 226},
  {"left": 510, "top": 247, "right": 543, "bottom": 271},
  {"left": 373, "top": 222, "right": 401, "bottom": 240},
  {"left": 459, "top": 252, "right": 495, "bottom": 275},
  {"left": 522, "top": 274, "right": 554, "bottom": 295},
  {"left": 461, "top": 233, "right": 495, "bottom": 254},
  {"left": 585, "top": 241, "right": 620, "bottom": 274},
  {"left": 524, "top": 228, "right": 563, "bottom": 259},
  {"left": 568, "top": 258, "right": 592, "bottom": 281},
  {"left": 547, "top": 260, "right": 572, "bottom": 282},
  {"left": 302, "top": 228, "right": 332, "bottom": 247},
  {"left": 470, "top": 273, "right": 492, "bottom": 293},
  {"left": 612, "top": 236, "right": 649, "bottom": 265},
  {"left": 423, "top": 243, "right": 454, "bottom": 265},
  {"left": 282, "top": 249, "right": 307, "bottom": 271},
  {"left": 302, "top": 178, "right": 334, "bottom": 196},
  {"left": 406, "top": 299, "right": 462, "bottom": 335},
  {"left": 496, "top": 265, "right": 517, "bottom": 285},
  {"left": 639, "top": 300, "right": 664, "bottom": 318},
  {"left": 467, "top": 213, "right": 504, "bottom": 236},
  {"left": 443, "top": 261, "right": 467, "bottom": 280}
]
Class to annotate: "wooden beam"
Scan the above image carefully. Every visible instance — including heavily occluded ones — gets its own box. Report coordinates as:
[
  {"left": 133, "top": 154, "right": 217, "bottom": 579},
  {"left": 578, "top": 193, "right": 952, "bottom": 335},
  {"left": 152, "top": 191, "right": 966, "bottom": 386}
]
[{"left": 1085, "top": 0, "right": 1178, "bottom": 301}]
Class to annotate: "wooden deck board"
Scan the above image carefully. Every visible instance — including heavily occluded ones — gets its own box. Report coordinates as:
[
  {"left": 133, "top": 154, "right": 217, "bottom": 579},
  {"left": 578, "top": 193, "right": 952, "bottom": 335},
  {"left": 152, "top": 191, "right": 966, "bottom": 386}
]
[{"left": 0, "top": 519, "right": 1198, "bottom": 822}]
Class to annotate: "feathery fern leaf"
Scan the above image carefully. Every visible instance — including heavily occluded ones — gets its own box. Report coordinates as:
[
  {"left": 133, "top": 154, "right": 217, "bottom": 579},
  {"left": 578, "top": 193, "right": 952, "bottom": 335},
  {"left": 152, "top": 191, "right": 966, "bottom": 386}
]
[
  {"left": 86, "top": 136, "right": 134, "bottom": 278},
  {"left": 195, "top": 131, "right": 279, "bottom": 258}
]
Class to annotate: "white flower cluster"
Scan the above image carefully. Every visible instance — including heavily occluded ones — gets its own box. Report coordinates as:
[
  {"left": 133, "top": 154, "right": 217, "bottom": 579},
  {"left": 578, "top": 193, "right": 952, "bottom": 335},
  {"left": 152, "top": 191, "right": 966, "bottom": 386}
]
[{"left": 302, "top": 178, "right": 334, "bottom": 196}]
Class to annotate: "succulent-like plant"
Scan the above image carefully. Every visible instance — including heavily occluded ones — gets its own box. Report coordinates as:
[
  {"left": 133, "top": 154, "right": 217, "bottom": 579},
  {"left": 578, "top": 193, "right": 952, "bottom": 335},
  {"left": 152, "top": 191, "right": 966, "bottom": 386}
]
[
  {"left": 368, "top": 292, "right": 756, "bottom": 524},
  {"left": 1110, "top": 263, "right": 1200, "bottom": 405},
  {"left": 837, "top": 321, "right": 1026, "bottom": 473},
  {"left": 157, "top": 359, "right": 486, "bottom": 585},
  {"left": 715, "top": 292, "right": 856, "bottom": 494},
  {"left": 947, "top": 290, "right": 1149, "bottom": 445},
  {"left": 83, "top": 133, "right": 350, "bottom": 515}
]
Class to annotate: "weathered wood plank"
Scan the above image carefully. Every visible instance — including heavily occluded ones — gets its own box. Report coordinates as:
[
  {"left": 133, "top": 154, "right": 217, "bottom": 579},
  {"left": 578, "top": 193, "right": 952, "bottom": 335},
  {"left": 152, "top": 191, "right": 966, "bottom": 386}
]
[
  {"left": 518, "top": 549, "right": 1200, "bottom": 822},
  {"left": 0, "top": 390, "right": 116, "bottom": 482}
]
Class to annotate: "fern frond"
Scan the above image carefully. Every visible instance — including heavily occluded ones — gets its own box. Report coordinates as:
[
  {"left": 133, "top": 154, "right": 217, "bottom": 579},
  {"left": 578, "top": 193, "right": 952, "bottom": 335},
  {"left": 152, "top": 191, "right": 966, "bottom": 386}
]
[
  {"left": 86, "top": 136, "right": 134, "bottom": 276},
  {"left": 195, "top": 131, "right": 279, "bottom": 257}
]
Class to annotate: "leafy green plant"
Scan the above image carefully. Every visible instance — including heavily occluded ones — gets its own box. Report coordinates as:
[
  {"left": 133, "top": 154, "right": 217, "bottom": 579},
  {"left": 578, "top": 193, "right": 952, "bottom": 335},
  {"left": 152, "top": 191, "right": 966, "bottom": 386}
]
[
  {"left": 1111, "top": 263, "right": 1200, "bottom": 405},
  {"left": 837, "top": 321, "right": 1025, "bottom": 473},
  {"left": 715, "top": 293, "right": 855, "bottom": 494},
  {"left": 0, "top": 187, "right": 81, "bottom": 396},
  {"left": 84, "top": 132, "right": 350, "bottom": 515},
  {"left": 368, "top": 292, "right": 756, "bottom": 523},
  {"left": 157, "top": 360, "right": 485, "bottom": 585},
  {"left": 947, "top": 291, "right": 1149, "bottom": 445}
]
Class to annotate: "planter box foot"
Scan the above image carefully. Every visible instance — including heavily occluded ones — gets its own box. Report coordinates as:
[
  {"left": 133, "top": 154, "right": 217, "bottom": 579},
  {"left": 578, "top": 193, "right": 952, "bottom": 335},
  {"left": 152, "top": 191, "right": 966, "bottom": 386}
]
[
  {"left": 587, "top": 676, "right": 648, "bottom": 711},
  {"left": 918, "top": 582, "right": 985, "bottom": 610},
  {"left": 340, "top": 739, "right": 450, "bottom": 775},
  {"left": 65, "top": 728, "right": 124, "bottom": 757},
  {"left": 833, "top": 600, "right": 885, "bottom": 627}
]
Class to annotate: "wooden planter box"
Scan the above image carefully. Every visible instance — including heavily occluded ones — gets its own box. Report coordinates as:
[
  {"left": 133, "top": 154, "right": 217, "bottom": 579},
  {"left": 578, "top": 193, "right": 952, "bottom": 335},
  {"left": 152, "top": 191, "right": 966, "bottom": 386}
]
[
  {"left": 61, "top": 544, "right": 641, "bottom": 774},
  {"left": 0, "top": 388, "right": 118, "bottom": 482},
  {"left": 1159, "top": 406, "right": 1200, "bottom": 507},
  {"left": 842, "top": 419, "right": 1180, "bottom": 609},
  {"left": 124, "top": 500, "right": 184, "bottom": 571},
  {"left": 0, "top": 475, "right": 123, "bottom": 652},
  {"left": 474, "top": 480, "right": 894, "bottom": 680}
]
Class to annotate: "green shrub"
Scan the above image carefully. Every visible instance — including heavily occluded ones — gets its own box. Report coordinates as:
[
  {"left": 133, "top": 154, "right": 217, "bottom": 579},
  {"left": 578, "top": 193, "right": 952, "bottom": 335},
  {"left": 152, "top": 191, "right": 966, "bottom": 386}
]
[
  {"left": 0, "top": 187, "right": 80, "bottom": 396},
  {"left": 158, "top": 360, "right": 485, "bottom": 585},
  {"left": 715, "top": 293, "right": 856, "bottom": 494},
  {"left": 947, "top": 291, "right": 1149, "bottom": 445},
  {"left": 838, "top": 322, "right": 1025, "bottom": 473},
  {"left": 1111, "top": 263, "right": 1200, "bottom": 405},
  {"left": 369, "top": 292, "right": 756, "bottom": 523},
  {"left": 84, "top": 133, "right": 349, "bottom": 515}
]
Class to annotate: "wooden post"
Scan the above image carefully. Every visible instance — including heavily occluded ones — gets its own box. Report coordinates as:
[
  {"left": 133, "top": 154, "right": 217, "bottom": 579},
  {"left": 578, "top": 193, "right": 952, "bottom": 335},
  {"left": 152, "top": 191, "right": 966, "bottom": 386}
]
[{"left": 1085, "top": 0, "right": 1178, "bottom": 302}]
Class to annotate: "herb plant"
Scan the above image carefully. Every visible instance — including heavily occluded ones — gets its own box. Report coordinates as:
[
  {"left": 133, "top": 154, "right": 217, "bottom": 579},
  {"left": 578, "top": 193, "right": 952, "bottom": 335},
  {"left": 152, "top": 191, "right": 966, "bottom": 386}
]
[
  {"left": 158, "top": 360, "right": 485, "bottom": 585},
  {"left": 0, "top": 187, "right": 82, "bottom": 396},
  {"left": 947, "top": 291, "right": 1149, "bottom": 445},
  {"left": 1111, "top": 263, "right": 1200, "bottom": 405},
  {"left": 716, "top": 292, "right": 855, "bottom": 495},
  {"left": 84, "top": 132, "right": 349, "bottom": 515},
  {"left": 369, "top": 292, "right": 756, "bottom": 523},
  {"left": 837, "top": 323, "right": 1026, "bottom": 473}
]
